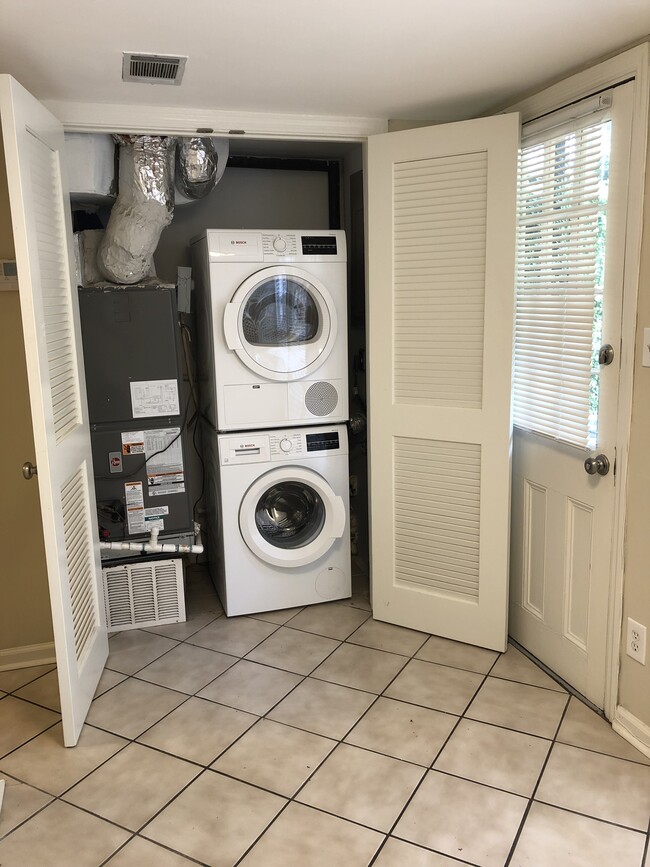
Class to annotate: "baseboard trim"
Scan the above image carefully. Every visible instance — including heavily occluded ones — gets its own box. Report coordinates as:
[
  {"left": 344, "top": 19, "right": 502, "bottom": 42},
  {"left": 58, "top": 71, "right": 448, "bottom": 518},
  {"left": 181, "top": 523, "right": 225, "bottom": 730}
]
[
  {"left": 613, "top": 705, "right": 650, "bottom": 760},
  {"left": 0, "top": 642, "right": 56, "bottom": 671}
]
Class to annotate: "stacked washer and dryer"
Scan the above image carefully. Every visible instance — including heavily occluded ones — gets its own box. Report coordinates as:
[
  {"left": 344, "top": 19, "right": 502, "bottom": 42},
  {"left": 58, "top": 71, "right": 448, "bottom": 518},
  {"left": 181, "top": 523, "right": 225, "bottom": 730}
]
[{"left": 191, "top": 230, "right": 351, "bottom": 616}]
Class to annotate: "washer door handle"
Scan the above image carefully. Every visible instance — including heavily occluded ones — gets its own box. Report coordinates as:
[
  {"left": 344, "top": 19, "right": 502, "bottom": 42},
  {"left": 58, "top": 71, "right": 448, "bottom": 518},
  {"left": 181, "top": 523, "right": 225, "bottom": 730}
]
[
  {"left": 330, "top": 495, "right": 346, "bottom": 540},
  {"left": 223, "top": 302, "right": 243, "bottom": 350}
]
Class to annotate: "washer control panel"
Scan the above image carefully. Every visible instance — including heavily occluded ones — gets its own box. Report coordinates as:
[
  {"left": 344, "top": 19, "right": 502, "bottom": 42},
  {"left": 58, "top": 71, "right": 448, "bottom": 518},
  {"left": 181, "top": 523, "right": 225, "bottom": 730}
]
[
  {"left": 269, "top": 431, "right": 304, "bottom": 457},
  {"left": 262, "top": 233, "right": 298, "bottom": 258}
]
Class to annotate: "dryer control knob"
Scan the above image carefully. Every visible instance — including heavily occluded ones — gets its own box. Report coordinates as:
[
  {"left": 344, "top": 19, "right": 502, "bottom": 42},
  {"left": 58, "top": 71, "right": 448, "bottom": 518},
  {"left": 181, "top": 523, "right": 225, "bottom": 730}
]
[
  {"left": 279, "top": 437, "right": 293, "bottom": 453},
  {"left": 273, "top": 236, "right": 287, "bottom": 253}
]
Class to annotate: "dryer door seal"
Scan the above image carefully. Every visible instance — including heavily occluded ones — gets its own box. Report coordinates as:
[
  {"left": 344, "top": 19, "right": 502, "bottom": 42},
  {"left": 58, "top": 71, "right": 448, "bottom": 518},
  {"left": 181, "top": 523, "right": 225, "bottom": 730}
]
[
  {"left": 239, "top": 466, "right": 345, "bottom": 567},
  {"left": 224, "top": 266, "right": 338, "bottom": 381}
]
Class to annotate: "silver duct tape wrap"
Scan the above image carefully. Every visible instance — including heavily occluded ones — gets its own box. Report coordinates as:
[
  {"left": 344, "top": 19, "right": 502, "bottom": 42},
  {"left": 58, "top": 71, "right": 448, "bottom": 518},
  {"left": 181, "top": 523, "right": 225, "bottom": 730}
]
[
  {"left": 176, "top": 137, "right": 218, "bottom": 199},
  {"left": 97, "top": 135, "right": 176, "bottom": 285}
]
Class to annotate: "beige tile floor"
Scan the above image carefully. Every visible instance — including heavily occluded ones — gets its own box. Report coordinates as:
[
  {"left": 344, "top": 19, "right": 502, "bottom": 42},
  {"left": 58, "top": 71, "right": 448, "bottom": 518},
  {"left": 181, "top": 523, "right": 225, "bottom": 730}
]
[{"left": 0, "top": 567, "right": 649, "bottom": 866}]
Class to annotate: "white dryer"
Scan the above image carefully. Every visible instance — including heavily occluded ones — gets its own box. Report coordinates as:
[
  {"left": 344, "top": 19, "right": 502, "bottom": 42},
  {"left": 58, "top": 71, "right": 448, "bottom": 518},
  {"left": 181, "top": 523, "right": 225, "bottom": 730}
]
[
  {"left": 192, "top": 230, "right": 348, "bottom": 431},
  {"left": 206, "top": 424, "right": 351, "bottom": 616}
]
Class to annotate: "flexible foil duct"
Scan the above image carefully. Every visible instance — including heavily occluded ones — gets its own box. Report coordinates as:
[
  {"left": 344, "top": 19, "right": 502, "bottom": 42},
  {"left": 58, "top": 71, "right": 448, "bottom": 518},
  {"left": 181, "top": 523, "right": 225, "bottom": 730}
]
[
  {"left": 176, "top": 137, "right": 218, "bottom": 199},
  {"left": 97, "top": 135, "right": 175, "bottom": 284}
]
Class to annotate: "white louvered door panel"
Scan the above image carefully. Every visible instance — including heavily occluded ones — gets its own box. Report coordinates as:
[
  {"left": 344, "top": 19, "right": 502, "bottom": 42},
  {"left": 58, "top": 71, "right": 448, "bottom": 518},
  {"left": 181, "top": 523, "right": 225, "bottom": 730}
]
[
  {"left": 0, "top": 76, "right": 107, "bottom": 746},
  {"left": 368, "top": 114, "right": 519, "bottom": 651}
]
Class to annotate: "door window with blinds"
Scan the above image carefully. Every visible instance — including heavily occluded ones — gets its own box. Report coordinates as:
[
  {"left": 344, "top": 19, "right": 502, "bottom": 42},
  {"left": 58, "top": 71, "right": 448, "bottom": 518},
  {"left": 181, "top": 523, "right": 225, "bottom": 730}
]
[{"left": 513, "top": 94, "right": 613, "bottom": 449}]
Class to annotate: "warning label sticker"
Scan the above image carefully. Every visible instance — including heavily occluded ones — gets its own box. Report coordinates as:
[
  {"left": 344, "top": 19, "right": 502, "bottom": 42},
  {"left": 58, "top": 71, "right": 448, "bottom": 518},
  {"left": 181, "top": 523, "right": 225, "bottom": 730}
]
[
  {"left": 125, "top": 481, "right": 145, "bottom": 534},
  {"left": 121, "top": 431, "right": 145, "bottom": 456}
]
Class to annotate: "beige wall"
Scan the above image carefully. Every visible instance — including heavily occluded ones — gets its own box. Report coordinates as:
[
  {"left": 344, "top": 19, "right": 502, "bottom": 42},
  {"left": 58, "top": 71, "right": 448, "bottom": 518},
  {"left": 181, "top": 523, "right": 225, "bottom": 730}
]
[
  {"left": 617, "top": 114, "right": 650, "bottom": 727},
  {"left": 0, "top": 128, "right": 53, "bottom": 654}
]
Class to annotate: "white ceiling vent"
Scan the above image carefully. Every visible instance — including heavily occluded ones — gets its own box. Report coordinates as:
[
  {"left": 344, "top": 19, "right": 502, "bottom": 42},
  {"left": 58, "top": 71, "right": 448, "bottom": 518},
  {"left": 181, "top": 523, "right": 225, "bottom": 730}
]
[{"left": 122, "top": 52, "right": 187, "bottom": 86}]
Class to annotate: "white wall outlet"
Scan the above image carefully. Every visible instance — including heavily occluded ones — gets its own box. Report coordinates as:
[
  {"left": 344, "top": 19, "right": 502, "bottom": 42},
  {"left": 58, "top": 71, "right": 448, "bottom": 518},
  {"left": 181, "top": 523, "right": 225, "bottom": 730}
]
[{"left": 626, "top": 618, "right": 647, "bottom": 664}]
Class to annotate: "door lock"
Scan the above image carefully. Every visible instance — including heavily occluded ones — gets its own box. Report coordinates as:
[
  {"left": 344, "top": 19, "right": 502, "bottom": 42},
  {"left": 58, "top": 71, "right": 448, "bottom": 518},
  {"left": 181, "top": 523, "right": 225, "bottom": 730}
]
[
  {"left": 584, "top": 454, "right": 610, "bottom": 476},
  {"left": 22, "top": 461, "right": 38, "bottom": 480}
]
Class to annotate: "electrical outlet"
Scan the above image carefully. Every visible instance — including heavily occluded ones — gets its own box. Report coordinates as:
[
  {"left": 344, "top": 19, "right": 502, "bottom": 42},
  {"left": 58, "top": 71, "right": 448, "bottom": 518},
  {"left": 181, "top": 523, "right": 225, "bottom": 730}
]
[{"left": 626, "top": 618, "right": 647, "bottom": 664}]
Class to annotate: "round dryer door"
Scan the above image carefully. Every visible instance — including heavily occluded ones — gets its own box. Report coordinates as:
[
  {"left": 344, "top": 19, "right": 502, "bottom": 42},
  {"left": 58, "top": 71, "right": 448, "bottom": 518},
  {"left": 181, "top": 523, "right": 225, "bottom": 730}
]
[
  {"left": 239, "top": 466, "right": 346, "bottom": 568},
  {"left": 223, "top": 266, "right": 338, "bottom": 381}
]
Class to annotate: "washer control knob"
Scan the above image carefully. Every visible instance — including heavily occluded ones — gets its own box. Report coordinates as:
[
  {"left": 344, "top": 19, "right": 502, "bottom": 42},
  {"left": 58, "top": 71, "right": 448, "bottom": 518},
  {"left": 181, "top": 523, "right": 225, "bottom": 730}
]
[
  {"left": 279, "top": 437, "right": 293, "bottom": 453},
  {"left": 273, "top": 236, "right": 287, "bottom": 253}
]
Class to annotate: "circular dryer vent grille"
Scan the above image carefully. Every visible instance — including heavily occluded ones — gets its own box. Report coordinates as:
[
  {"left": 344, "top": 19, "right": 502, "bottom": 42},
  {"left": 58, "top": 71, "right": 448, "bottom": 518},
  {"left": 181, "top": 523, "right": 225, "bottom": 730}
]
[{"left": 305, "top": 381, "right": 339, "bottom": 416}]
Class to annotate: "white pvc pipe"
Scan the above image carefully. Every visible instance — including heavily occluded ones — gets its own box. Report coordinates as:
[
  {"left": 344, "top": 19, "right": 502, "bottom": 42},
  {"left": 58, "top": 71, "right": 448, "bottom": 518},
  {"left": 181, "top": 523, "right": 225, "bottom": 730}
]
[{"left": 99, "top": 525, "right": 203, "bottom": 555}]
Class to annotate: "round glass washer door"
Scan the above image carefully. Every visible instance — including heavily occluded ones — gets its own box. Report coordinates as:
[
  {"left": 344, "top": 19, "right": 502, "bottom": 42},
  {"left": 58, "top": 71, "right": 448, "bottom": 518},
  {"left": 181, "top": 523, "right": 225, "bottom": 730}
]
[
  {"left": 239, "top": 466, "right": 346, "bottom": 568},
  {"left": 223, "top": 266, "right": 338, "bottom": 381}
]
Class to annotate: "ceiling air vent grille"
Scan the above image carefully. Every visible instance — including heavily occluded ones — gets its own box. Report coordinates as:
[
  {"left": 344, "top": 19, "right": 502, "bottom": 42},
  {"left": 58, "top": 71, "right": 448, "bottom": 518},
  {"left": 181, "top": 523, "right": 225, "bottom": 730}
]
[{"left": 122, "top": 53, "right": 187, "bottom": 86}]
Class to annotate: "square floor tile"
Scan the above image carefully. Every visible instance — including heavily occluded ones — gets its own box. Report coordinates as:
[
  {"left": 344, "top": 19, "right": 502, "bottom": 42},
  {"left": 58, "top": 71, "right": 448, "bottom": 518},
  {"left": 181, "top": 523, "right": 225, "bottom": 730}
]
[
  {"left": 511, "top": 801, "right": 646, "bottom": 867},
  {"left": 213, "top": 718, "right": 336, "bottom": 796},
  {"left": 248, "top": 607, "right": 304, "bottom": 625},
  {"left": 0, "top": 774, "right": 52, "bottom": 839},
  {"left": 94, "top": 668, "right": 127, "bottom": 698},
  {"left": 415, "top": 635, "right": 499, "bottom": 674},
  {"left": 374, "top": 838, "right": 464, "bottom": 866},
  {"left": 490, "top": 645, "right": 566, "bottom": 692},
  {"left": 385, "top": 658, "right": 483, "bottom": 715},
  {"left": 536, "top": 742, "right": 650, "bottom": 830},
  {"left": 268, "top": 677, "right": 375, "bottom": 740},
  {"left": 285, "top": 602, "right": 370, "bottom": 640},
  {"left": 86, "top": 678, "right": 186, "bottom": 740},
  {"left": 143, "top": 770, "right": 286, "bottom": 866},
  {"left": 197, "top": 659, "right": 302, "bottom": 715},
  {"left": 143, "top": 610, "right": 221, "bottom": 641},
  {"left": 135, "top": 643, "right": 236, "bottom": 695},
  {"left": 297, "top": 742, "right": 424, "bottom": 832},
  {"left": 188, "top": 616, "right": 278, "bottom": 657},
  {"left": 138, "top": 697, "right": 257, "bottom": 765},
  {"left": 312, "top": 642, "right": 407, "bottom": 693},
  {"left": 239, "top": 801, "right": 383, "bottom": 866},
  {"left": 0, "top": 799, "right": 129, "bottom": 866},
  {"left": 0, "top": 721, "right": 127, "bottom": 795},
  {"left": 0, "top": 696, "right": 60, "bottom": 758},
  {"left": 14, "top": 669, "right": 60, "bottom": 712},
  {"left": 466, "top": 677, "right": 569, "bottom": 739},
  {"left": 246, "top": 627, "right": 340, "bottom": 675},
  {"left": 64, "top": 742, "right": 199, "bottom": 832},
  {"left": 106, "top": 835, "right": 196, "bottom": 865},
  {"left": 347, "top": 618, "right": 428, "bottom": 657},
  {"left": 344, "top": 697, "right": 457, "bottom": 766},
  {"left": 107, "top": 630, "right": 179, "bottom": 675},
  {"left": 557, "top": 697, "right": 650, "bottom": 764},
  {"left": 434, "top": 718, "right": 551, "bottom": 796},
  {"left": 0, "top": 665, "right": 55, "bottom": 694},
  {"left": 395, "top": 770, "right": 527, "bottom": 867}
]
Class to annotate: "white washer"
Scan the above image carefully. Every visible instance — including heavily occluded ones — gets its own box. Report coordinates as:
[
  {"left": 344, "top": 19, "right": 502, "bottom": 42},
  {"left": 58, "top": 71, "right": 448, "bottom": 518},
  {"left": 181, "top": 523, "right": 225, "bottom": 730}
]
[
  {"left": 206, "top": 424, "right": 351, "bottom": 616},
  {"left": 192, "top": 230, "right": 348, "bottom": 431}
]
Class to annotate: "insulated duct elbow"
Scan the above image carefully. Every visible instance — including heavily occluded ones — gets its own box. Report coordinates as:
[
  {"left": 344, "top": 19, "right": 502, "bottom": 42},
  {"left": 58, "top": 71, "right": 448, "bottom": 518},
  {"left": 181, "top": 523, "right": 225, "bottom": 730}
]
[
  {"left": 97, "top": 135, "right": 176, "bottom": 285},
  {"left": 176, "top": 137, "right": 218, "bottom": 199}
]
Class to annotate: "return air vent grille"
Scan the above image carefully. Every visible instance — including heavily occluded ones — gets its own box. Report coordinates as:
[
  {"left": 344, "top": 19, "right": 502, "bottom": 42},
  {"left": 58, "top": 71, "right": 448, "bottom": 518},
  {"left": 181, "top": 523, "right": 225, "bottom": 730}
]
[
  {"left": 122, "top": 53, "right": 187, "bottom": 85},
  {"left": 103, "top": 558, "right": 185, "bottom": 631}
]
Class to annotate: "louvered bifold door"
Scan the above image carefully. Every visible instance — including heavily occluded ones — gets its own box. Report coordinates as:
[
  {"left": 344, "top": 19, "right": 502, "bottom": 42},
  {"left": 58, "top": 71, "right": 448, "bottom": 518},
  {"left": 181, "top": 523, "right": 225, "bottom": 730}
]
[
  {"left": 367, "top": 114, "right": 519, "bottom": 651},
  {"left": 0, "top": 75, "right": 108, "bottom": 745}
]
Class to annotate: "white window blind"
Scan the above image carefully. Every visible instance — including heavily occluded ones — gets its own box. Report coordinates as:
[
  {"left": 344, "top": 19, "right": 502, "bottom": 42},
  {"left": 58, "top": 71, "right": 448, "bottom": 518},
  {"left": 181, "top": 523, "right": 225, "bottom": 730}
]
[{"left": 513, "top": 106, "right": 611, "bottom": 449}]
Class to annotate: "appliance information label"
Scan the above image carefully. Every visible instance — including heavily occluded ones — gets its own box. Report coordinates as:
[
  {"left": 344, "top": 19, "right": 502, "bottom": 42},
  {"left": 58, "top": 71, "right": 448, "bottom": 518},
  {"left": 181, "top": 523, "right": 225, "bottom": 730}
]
[
  {"left": 130, "top": 379, "right": 180, "bottom": 418},
  {"left": 143, "top": 505, "right": 169, "bottom": 531},
  {"left": 125, "top": 481, "right": 145, "bottom": 534},
  {"left": 121, "top": 431, "right": 145, "bottom": 455},
  {"left": 145, "top": 427, "right": 186, "bottom": 497}
]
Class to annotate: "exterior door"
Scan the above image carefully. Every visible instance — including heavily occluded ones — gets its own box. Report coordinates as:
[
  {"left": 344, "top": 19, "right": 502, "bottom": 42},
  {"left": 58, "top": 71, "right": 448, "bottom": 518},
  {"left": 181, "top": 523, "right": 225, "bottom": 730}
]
[
  {"left": 509, "top": 84, "right": 634, "bottom": 708},
  {"left": 224, "top": 266, "right": 337, "bottom": 380},
  {"left": 367, "top": 114, "right": 519, "bottom": 652},
  {"left": 0, "top": 75, "right": 107, "bottom": 746}
]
